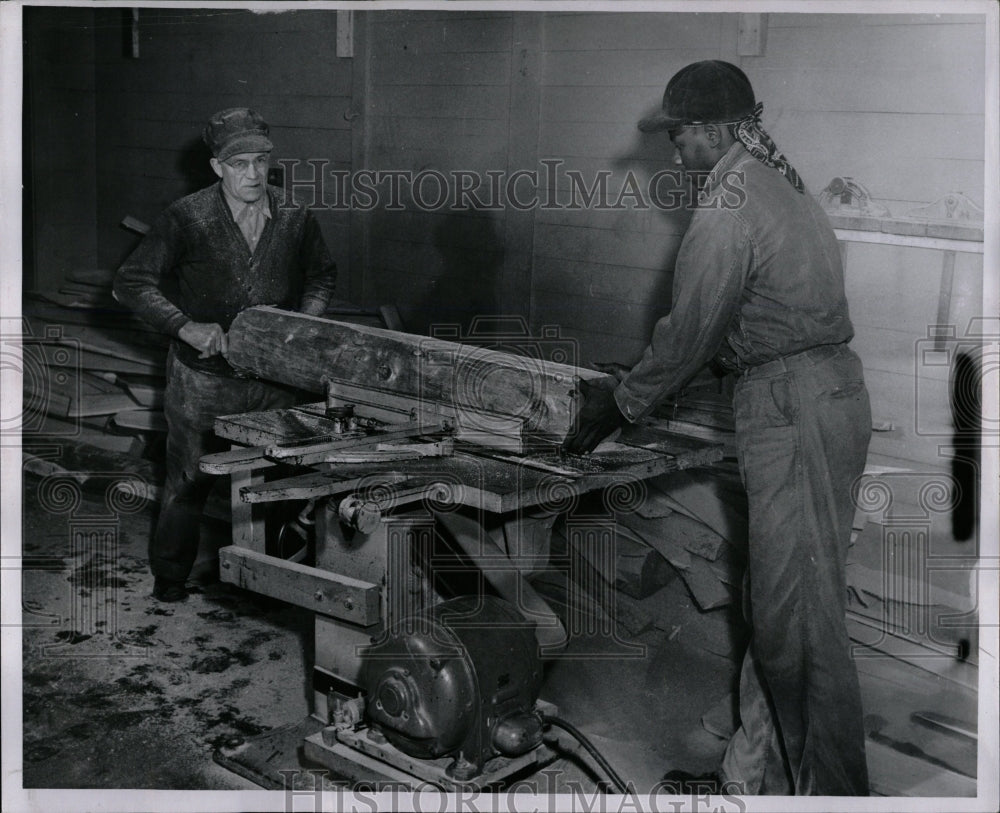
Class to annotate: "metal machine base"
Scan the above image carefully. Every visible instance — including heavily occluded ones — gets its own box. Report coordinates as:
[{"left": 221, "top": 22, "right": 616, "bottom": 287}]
[{"left": 304, "top": 701, "right": 561, "bottom": 792}]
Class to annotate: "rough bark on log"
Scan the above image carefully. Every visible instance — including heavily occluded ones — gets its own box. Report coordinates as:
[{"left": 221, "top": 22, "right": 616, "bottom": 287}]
[{"left": 226, "top": 306, "right": 614, "bottom": 443}]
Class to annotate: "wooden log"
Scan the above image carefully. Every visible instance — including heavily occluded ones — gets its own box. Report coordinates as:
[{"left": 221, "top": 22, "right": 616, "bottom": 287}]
[{"left": 225, "top": 306, "right": 614, "bottom": 444}]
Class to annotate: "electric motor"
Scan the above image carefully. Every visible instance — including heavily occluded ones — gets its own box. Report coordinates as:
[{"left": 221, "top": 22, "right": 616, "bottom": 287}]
[{"left": 362, "top": 595, "right": 544, "bottom": 780}]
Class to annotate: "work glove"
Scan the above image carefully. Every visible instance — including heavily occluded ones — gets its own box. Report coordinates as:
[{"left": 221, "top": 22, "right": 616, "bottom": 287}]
[{"left": 561, "top": 379, "right": 626, "bottom": 455}]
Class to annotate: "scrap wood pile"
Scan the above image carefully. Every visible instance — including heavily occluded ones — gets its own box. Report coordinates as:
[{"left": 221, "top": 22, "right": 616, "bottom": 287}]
[
  {"left": 22, "top": 276, "right": 171, "bottom": 497},
  {"left": 844, "top": 519, "right": 979, "bottom": 795},
  {"left": 20, "top": 272, "right": 402, "bottom": 502},
  {"left": 530, "top": 463, "right": 979, "bottom": 798},
  {"left": 532, "top": 462, "right": 750, "bottom": 661}
]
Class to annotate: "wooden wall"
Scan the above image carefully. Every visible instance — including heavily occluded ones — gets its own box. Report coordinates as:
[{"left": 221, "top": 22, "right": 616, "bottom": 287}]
[
  {"left": 745, "top": 13, "right": 986, "bottom": 470},
  {"left": 532, "top": 12, "right": 736, "bottom": 368},
  {"left": 90, "top": 8, "right": 353, "bottom": 296},
  {"left": 522, "top": 11, "right": 986, "bottom": 472},
  {"left": 23, "top": 8, "right": 987, "bottom": 474},
  {"left": 23, "top": 7, "right": 99, "bottom": 294},
  {"left": 361, "top": 10, "right": 519, "bottom": 335}
]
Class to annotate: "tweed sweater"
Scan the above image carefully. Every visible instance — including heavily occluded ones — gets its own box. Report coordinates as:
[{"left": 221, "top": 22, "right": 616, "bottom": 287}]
[{"left": 114, "top": 182, "right": 337, "bottom": 377}]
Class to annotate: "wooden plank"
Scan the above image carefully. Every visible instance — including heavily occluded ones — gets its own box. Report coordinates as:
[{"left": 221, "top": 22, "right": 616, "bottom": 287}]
[
  {"left": 847, "top": 613, "right": 978, "bottom": 692},
  {"left": 238, "top": 470, "right": 410, "bottom": 504},
  {"left": 351, "top": 10, "right": 372, "bottom": 306},
  {"left": 218, "top": 546, "right": 380, "bottom": 625},
  {"left": 322, "top": 382, "right": 525, "bottom": 450},
  {"left": 616, "top": 510, "right": 728, "bottom": 563},
  {"left": 116, "top": 374, "right": 164, "bottom": 408},
  {"left": 865, "top": 739, "right": 976, "bottom": 797},
  {"left": 68, "top": 268, "right": 115, "bottom": 286},
  {"left": 834, "top": 228, "right": 983, "bottom": 254},
  {"left": 370, "top": 84, "right": 509, "bottom": 121},
  {"left": 38, "top": 341, "right": 165, "bottom": 376},
  {"left": 543, "top": 12, "right": 721, "bottom": 52},
  {"left": 111, "top": 409, "right": 167, "bottom": 433},
  {"left": 214, "top": 405, "right": 352, "bottom": 447},
  {"left": 23, "top": 295, "right": 155, "bottom": 332},
  {"left": 675, "top": 555, "right": 737, "bottom": 611},
  {"left": 369, "top": 51, "right": 511, "bottom": 87},
  {"left": 264, "top": 426, "right": 423, "bottom": 467},
  {"left": 199, "top": 445, "right": 275, "bottom": 475},
  {"left": 226, "top": 307, "right": 615, "bottom": 444},
  {"left": 500, "top": 13, "right": 541, "bottom": 318},
  {"left": 612, "top": 535, "right": 674, "bottom": 600},
  {"left": 68, "top": 392, "right": 138, "bottom": 419},
  {"left": 371, "top": 14, "right": 513, "bottom": 56}
]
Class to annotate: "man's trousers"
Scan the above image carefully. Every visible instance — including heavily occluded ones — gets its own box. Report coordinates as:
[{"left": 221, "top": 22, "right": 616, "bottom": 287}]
[
  {"left": 149, "top": 348, "right": 297, "bottom": 583},
  {"left": 720, "top": 343, "right": 872, "bottom": 795}
]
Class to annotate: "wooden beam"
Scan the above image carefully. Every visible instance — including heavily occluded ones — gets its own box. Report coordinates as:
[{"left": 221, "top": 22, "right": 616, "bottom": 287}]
[
  {"left": 503, "top": 13, "right": 542, "bottom": 319},
  {"left": 226, "top": 306, "right": 614, "bottom": 444},
  {"left": 737, "top": 13, "right": 766, "bottom": 57},
  {"left": 218, "top": 545, "right": 380, "bottom": 625},
  {"left": 349, "top": 11, "right": 371, "bottom": 305}
]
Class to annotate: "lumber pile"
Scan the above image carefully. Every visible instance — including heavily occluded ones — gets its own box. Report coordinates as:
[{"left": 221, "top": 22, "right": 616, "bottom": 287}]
[
  {"left": 532, "top": 478, "right": 980, "bottom": 798},
  {"left": 535, "top": 462, "right": 749, "bottom": 648},
  {"left": 21, "top": 291, "right": 170, "bottom": 462}
]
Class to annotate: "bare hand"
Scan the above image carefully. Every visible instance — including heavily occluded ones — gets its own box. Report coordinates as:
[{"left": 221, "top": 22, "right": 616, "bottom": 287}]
[
  {"left": 299, "top": 298, "right": 327, "bottom": 317},
  {"left": 178, "top": 321, "right": 228, "bottom": 359},
  {"left": 561, "top": 379, "right": 626, "bottom": 455}
]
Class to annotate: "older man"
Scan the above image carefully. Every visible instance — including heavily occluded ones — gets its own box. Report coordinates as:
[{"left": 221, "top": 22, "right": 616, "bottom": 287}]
[
  {"left": 115, "top": 108, "right": 337, "bottom": 602},
  {"left": 563, "top": 61, "right": 871, "bottom": 795}
]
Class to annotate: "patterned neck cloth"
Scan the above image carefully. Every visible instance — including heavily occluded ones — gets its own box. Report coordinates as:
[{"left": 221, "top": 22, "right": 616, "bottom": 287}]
[{"left": 732, "top": 102, "right": 805, "bottom": 194}]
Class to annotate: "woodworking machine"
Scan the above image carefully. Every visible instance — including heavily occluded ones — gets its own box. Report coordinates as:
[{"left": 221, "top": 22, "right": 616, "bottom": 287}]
[{"left": 201, "top": 306, "right": 723, "bottom": 789}]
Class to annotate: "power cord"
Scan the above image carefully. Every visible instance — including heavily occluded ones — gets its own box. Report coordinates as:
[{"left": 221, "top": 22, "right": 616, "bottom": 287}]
[{"left": 539, "top": 713, "right": 629, "bottom": 794}]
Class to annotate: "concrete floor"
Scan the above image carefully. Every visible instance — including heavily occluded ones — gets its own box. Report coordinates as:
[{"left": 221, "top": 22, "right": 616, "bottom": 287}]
[{"left": 17, "top": 468, "right": 740, "bottom": 803}]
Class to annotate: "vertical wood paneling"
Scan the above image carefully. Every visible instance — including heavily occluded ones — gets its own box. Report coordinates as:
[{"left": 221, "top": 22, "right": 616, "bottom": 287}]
[
  {"left": 24, "top": 8, "right": 99, "bottom": 292},
  {"left": 363, "top": 11, "right": 515, "bottom": 334},
  {"left": 527, "top": 11, "right": 985, "bottom": 474},
  {"left": 740, "top": 13, "right": 986, "bottom": 470},
  {"left": 529, "top": 12, "right": 728, "bottom": 364},
  {"left": 92, "top": 8, "right": 353, "bottom": 281}
]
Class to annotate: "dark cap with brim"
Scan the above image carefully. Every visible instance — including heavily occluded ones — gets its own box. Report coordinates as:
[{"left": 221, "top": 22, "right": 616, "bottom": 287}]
[
  {"left": 203, "top": 108, "right": 273, "bottom": 162},
  {"left": 639, "top": 60, "right": 756, "bottom": 133}
]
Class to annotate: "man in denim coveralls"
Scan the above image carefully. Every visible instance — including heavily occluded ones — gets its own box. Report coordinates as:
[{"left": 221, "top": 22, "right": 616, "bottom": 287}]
[{"left": 563, "top": 61, "right": 871, "bottom": 795}]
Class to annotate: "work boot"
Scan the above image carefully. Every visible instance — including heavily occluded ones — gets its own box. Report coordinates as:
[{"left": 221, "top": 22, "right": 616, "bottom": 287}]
[{"left": 152, "top": 577, "right": 188, "bottom": 603}]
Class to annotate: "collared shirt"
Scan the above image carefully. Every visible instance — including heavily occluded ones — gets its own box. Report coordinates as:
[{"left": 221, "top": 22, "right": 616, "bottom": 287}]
[
  {"left": 614, "top": 142, "right": 854, "bottom": 422},
  {"left": 222, "top": 185, "right": 272, "bottom": 253}
]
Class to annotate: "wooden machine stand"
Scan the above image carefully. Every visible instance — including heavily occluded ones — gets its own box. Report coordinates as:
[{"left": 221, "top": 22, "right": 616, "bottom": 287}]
[{"left": 201, "top": 307, "right": 724, "bottom": 788}]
